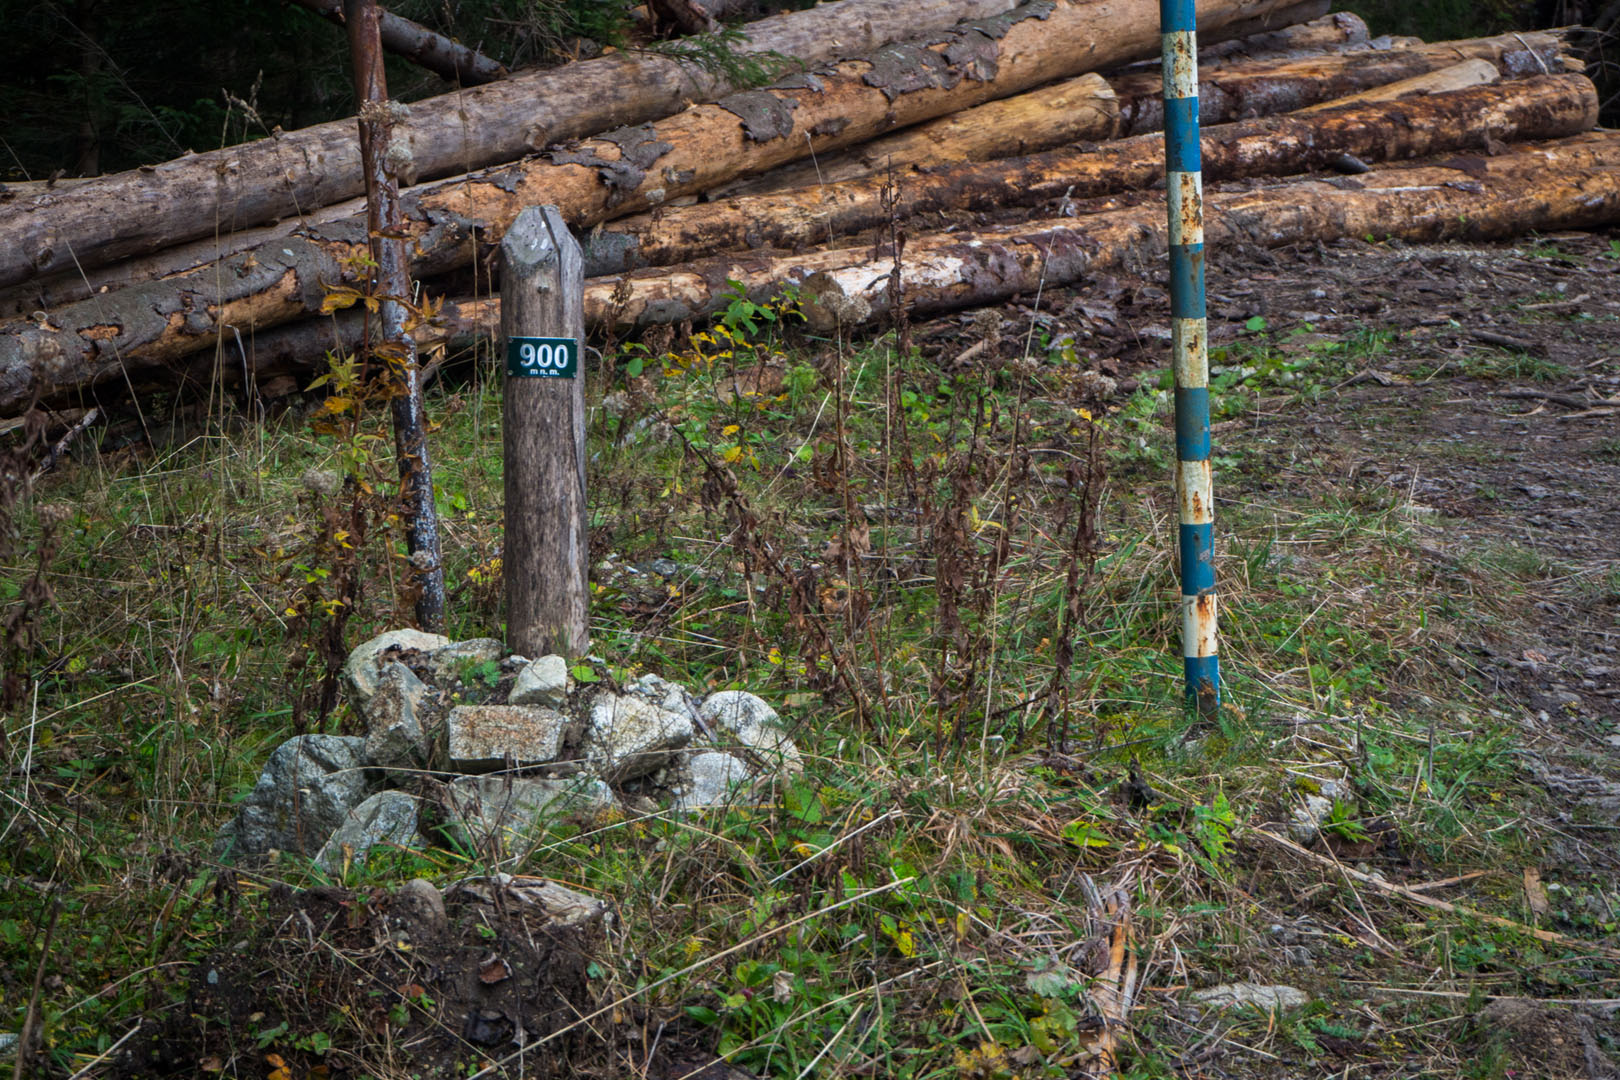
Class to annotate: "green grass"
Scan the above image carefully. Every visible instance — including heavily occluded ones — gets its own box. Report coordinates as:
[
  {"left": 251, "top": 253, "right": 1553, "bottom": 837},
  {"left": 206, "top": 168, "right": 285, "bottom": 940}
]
[{"left": 1, "top": 294, "right": 1612, "bottom": 1079}]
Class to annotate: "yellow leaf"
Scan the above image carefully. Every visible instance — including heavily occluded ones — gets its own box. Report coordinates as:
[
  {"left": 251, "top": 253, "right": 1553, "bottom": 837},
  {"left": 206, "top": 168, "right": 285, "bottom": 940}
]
[
  {"left": 721, "top": 446, "right": 743, "bottom": 464},
  {"left": 320, "top": 286, "right": 363, "bottom": 314},
  {"left": 722, "top": 424, "right": 740, "bottom": 436}
]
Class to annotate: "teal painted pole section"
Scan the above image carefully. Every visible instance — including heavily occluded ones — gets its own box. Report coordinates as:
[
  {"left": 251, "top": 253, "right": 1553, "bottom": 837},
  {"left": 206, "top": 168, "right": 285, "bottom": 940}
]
[{"left": 1161, "top": 0, "right": 1219, "bottom": 714}]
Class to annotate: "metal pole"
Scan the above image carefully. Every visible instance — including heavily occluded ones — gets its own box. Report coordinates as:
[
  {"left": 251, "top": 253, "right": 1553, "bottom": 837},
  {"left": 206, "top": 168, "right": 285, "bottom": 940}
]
[{"left": 1161, "top": 0, "right": 1219, "bottom": 714}]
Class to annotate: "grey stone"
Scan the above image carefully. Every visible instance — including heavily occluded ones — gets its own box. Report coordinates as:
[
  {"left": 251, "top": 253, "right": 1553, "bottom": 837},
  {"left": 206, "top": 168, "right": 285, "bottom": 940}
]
[
  {"left": 316, "top": 791, "right": 423, "bottom": 869},
  {"left": 363, "top": 663, "right": 433, "bottom": 775},
  {"left": 445, "top": 873, "right": 607, "bottom": 928},
  {"left": 1288, "top": 794, "right": 1334, "bottom": 845},
  {"left": 677, "top": 752, "right": 754, "bottom": 810},
  {"left": 698, "top": 690, "right": 802, "bottom": 772},
  {"left": 428, "top": 638, "right": 507, "bottom": 683},
  {"left": 221, "top": 735, "right": 378, "bottom": 858},
  {"left": 625, "top": 672, "right": 699, "bottom": 723},
  {"left": 392, "top": 878, "right": 446, "bottom": 937},
  {"left": 438, "top": 775, "right": 614, "bottom": 853},
  {"left": 445, "top": 704, "right": 574, "bottom": 772},
  {"left": 344, "top": 629, "right": 451, "bottom": 713},
  {"left": 1193, "top": 984, "right": 1309, "bottom": 1012},
  {"left": 585, "top": 693, "right": 693, "bottom": 781},
  {"left": 509, "top": 654, "right": 569, "bottom": 709}
]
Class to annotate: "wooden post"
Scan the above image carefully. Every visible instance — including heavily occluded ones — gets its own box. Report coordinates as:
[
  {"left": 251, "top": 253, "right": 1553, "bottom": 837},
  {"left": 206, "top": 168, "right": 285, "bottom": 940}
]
[{"left": 501, "top": 206, "right": 589, "bottom": 658}]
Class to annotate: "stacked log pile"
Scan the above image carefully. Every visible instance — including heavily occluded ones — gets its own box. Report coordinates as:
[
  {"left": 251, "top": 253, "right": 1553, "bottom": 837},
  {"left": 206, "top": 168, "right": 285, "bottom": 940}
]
[{"left": 0, "top": 0, "right": 1604, "bottom": 417}]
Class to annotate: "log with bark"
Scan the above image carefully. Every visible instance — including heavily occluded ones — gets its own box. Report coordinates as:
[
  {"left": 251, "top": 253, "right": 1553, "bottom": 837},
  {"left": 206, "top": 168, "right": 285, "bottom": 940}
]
[
  {"left": 8, "top": 81, "right": 1606, "bottom": 414},
  {"left": 3, "top": 26, "right": 1574, "bottom": 322},
  {"left": 0, "top": 0, "right": 1315, "bottom": 413},
  {"left": 579, "top": 129, "right": 1620, "bottom": 333},
  {"left": 1112, "top": 28, "right": 1574, "bottom": 134},
  {"left": 582, "top": 73, "right": 1597, "bottom": 274},
  {"left": 0, "top": 0, "right": 1030, "bottom": 293},
  {"left": 707, "top": 72, "right": 1119, "bottom": 201},
  {"left": 292, "top": 0, "right": 508, "bottom": 85}
]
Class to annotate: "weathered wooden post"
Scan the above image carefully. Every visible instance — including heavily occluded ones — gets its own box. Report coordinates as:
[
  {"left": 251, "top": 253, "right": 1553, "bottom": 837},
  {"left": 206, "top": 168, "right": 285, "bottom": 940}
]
[{"left": 501, "top": 206, "right": 589, "bottom": 658}]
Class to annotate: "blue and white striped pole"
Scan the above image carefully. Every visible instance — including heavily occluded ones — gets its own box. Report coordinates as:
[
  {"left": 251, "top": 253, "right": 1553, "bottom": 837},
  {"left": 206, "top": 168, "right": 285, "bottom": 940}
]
[{"left": 1162, "top": 0, "right": 1219, "bottom": 714}]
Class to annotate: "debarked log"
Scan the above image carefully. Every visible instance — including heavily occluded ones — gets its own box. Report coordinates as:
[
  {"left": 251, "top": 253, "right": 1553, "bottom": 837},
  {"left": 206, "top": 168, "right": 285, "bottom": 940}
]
[
  {"left": 1112, "top": 28, "right": 1575, "bottom": 134},
  {"left": 580, "top": 130, "right": 1620, "bottom": 333},
  {"left": 706, "top": 72, "right": 1119, "bottom": 200},
  {"left": 583, "top": 74, "right": 1598, "bottom": 274},
  {"left": 0, "top": 0, "right": 1031, "bottom": 291},
  {"left": 0, "top": 0, "right": 1315, "bottom": 415}
]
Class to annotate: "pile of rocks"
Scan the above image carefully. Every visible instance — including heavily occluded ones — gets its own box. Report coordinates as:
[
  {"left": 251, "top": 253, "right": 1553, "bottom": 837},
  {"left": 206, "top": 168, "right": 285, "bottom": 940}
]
[{"left": 216, "top": 630, "right": 803, "bottom": 868}]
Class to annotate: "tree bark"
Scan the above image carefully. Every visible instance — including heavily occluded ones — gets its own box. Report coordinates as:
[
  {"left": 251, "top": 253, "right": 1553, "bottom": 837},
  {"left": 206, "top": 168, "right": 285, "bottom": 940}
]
[
  {"left": 0, "top": 0, "right": 1030, "bottom": 292},
  {"left": 580, "top": 130, "right": 1620, "bottom": 333},
  {"left": 706, "top": 73, "right": 1119, "bottom": 201},
  {"left": 1112, "top": 28, "right": 1574, "bottom": 134},
  {"left": 293, "top": 0, "right": 508, "bottom": 85},
  {"left": 346, "top": 0, "right": 446, "bottom": 633},
  {"left": 0, "top": 0, "right": 1312, "bottom": 413},
  {"left": 581, "top": 74, "right": 1597, "bottom": 275}
]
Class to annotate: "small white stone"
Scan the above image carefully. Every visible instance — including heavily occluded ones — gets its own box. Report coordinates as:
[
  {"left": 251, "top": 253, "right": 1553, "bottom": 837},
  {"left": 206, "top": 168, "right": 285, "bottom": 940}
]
[
  {"left": 677, "top": 751, "right": 755, "bottom": 810},
  {"left": 1193, "top": 983, "right": 1309, "bottom": 1012},
  {"left": 698, "top": 690, "right": 802, "bottom": 773},
  {"left": 509, "top": 654, "right": 570, "bottom": 708},
  {"left": 586, "top": 693, "right": 693, "bottom": 781},
  {"left": 445, "top": 705, "right": 574, "bottom": 772},
  {"left": 343, "top": 628, "right": 451, "bottom": 708}
]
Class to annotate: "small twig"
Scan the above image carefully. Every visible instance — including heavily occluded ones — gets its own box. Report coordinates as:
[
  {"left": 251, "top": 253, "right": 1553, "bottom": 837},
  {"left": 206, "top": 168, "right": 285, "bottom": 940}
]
[
  {"left": 1348, "top": 984, "right": 1620, "bottom": 1014},
  {"left": 1497, "top": 388, "right": 1603, "bottom": 410},
  {"left": 65, "top": 1023, "right": 142, "bottom": 1080},
  {"left": 1470, "top": 329, "right": 1540, "bottom": 353},
  {"left": 1254, "top": 829, "right": 1620, "bottom": 960},
  {"left": 15, "top": 900, "right": 61, "bottom": 1080},
  {"left": 469, "top": 877, "right": 914, "bottom": 1079},
  {"left": 28, "top": 407, "right": 100, "bottom": 483},
  {"left": 1402, "top": 870, "right": 1488, "bottom": 893}
]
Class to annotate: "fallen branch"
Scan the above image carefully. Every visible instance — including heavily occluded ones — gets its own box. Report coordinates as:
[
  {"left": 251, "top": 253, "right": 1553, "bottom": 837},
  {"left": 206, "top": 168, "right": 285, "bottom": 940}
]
[
  {"left": 28, "top": 406, "right": 99, "bottom": 484},
  {"left": 290, "top": 0, "right": 508, "bottom": 85},
  {"left": 1253, "top": 828, "right": 1620, "bottom": 960}
]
